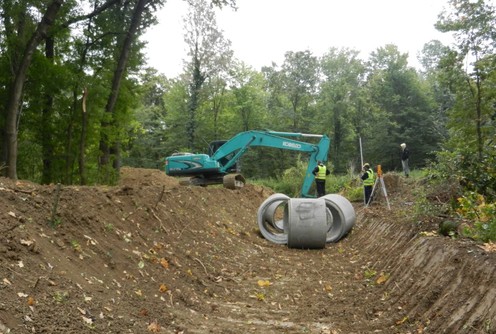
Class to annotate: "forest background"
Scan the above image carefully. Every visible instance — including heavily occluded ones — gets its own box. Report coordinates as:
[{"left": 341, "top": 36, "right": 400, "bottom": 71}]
[{"left": 0, "top": 0, "right": 495, "bottom": 238}]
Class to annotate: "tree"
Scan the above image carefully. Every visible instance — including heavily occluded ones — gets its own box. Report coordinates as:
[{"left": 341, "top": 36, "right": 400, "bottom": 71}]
[
  {"left": 318, "top": 47, "right": 366, "bottom": 172},
  {"left": 418, "top": 40, "right": 454, "bottom": 144},
  {"left": 0, "top": 0, "right": 129, "bottom": 183},
  {"left": 229, "top": 62, "right": 268, "bottom": 132},
  {"left": 436, "top": 0, "right": 496, "bottom": 160},
  {"left": 2, "top": 0, "right": 64, "bottom": 180},
  {"left": 435, "top": 0, "right": 496, "bottom": 197},
  {"left": 99, "top": 0, "right": 165, "bottom": 183},
  {"left": 124, "top": 68, "right": 169, "bottom": 168},
  {"left": 366, "top": 44, "right": 441, "bottom": 170},
  {"left": 279, "top": 50, "right": 319, "bottom": 132},
  {"left": 182, "top": 0, "right": 233, "bottom": 150}
]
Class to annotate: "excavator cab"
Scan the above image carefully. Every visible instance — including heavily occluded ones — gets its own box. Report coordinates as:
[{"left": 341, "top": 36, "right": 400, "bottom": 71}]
[{"left": 208, "top": 140, "right": 238, "bottom": 173}]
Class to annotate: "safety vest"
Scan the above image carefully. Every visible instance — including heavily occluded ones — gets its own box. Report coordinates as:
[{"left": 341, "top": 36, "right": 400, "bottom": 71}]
[
  {"left": 316, "top": 165, "right": 327, "bottom": 180},
  {"left": 364, "top": 169, "right": 374, "bottom": 186}
]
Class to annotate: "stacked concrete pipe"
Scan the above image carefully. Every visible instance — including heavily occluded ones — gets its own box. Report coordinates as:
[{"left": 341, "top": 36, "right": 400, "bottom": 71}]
[{"left": 257, "top": 193, "right": 356, "bottom": 249}]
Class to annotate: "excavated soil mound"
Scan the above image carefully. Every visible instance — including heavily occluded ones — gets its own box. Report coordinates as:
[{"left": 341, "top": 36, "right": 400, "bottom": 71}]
[{"left": 0, "top": 167, "right": 494, "bottom": 334}]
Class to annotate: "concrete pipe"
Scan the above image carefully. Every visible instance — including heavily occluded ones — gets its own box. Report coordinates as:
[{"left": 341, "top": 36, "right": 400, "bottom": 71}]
[
  {"left": 257, "top": 193, "right": 290, "bottom": 244},
  {"left": 321, "top": 194, "right": 356, "bottom": 242},
  {"left": 262, "top": 200, "right": 286, "bottom": 232},
  {"left": 286, "top": 198, "right": 328, "bottom": 249}
]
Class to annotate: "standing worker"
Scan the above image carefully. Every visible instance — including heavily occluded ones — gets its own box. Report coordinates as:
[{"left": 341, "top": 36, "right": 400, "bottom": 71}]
[
  {"left": 400, "top": 143, "right": 410, "bottom": 177},
  {"left": 312, "top": 160, "right": 330, "bottom": 197},
  {"left": 361, "top": 163, "right": 374, "bottom": 205}
]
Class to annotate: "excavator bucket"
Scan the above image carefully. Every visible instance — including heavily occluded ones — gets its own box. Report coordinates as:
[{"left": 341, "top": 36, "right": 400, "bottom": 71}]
[{"left": 223, "top": 174, "right": 246, "bottom": 190}]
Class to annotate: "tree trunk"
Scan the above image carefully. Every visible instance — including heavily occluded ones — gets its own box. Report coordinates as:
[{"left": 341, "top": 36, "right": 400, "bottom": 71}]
[
  {"left": 187, "top": 53, "right": 205, "bottom": 150},
  {"left": 79, "top": 88, "right": 89, "bottom": 185},
  {"left": 475, "top": 74, "right": 483, "bottom": 161},
  {"left": 3, "top": 0, "right": 64, "bottom": 180},
  {"left": 212, "top": 87, "right": 224, "bottom": 140},
  {"left": 99, "top": 0, "right": 149, "bottom": 177},
  {"left": 41, "top": 36, "right": 55, "bottom": 184}
]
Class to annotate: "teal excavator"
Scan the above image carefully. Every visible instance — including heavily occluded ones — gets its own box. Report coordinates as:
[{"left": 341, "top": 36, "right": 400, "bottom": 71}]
[{"left": 164, "top": 130, "right": 330, "bottom": 198}]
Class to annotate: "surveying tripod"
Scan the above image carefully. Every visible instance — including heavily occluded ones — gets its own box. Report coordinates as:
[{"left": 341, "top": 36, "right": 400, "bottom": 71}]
[{"left": 366, "top": 165, "right": 391, "bottom": 210}]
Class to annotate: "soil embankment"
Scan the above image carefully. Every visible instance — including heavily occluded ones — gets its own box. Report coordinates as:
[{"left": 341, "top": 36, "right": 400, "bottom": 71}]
[{"left": 0, "top": 167, "right": 494, "bottom": 333}]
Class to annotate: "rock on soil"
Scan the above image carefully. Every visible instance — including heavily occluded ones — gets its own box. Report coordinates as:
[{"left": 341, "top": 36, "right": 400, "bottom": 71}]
[{"left": 0, "top": 167, "right": 495, "bottom": 334}]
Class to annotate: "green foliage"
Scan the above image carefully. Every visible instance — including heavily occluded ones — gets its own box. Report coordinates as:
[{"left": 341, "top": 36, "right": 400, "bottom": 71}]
[
  {"left": 438, "top": 220, "right": 460, "bottom": 238},
  {"left": 0, "top": 0, "right": 158, "bottom": 184},
  {"left": 264, "top": 159, "right": 314, "bottom": 197},
  {"left": 364, "top": 268, "right": 377, "bottom": 280},
  {"left": 254, "top": 160, "right": 365, "bottom": 201},
  {"left": 104, "top": 223, "right": 115, "bottom": 233},
  {"left": 342, "top": 186, "right": 365, "bottom": 203},
  {"left": 124, "top": 69, "right": 170, "bottom": 169},
  {"left": 366, "top": 44, "right": 442, "bottom": 172},
  {"left": 411, "top": 185, "right": 445, "bottom": 220},
  {"left": 50, "top": 217, "right": 63, "bottom": 229},
  {"left": 325, "top": 173, "right": 352, "bottom": 195},
  {"left": 435, "top": 146, "right": 496, "bottom": 202},
  {"left": 456, "top": 192, "right": 496, "bottom": 242},
  {"left": 408, "top": 166, "right": 495, "bottom": 242},
  {"left": 256, "top": 176, "right": 299, "bottom": 197},
  {"left": 401, "top": 168, "right": 459, "bottom": 223},
  {"left": 318, "top": 47, "right": 366, "bottom": 173},
  {"left": 53, "top": 291, "right": 70, "bottom": 304},
  {"left": 432, "top": 0, "right": 496, "bottom": 223}
]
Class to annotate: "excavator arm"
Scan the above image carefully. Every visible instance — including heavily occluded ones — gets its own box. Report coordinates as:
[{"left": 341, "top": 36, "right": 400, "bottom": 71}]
[{"left": 210, "top": 131, "right": 330, "bottom": 197}]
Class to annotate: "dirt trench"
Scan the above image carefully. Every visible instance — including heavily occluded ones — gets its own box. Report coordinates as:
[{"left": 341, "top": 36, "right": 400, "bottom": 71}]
[{"left": 0, "top": 167, "right": 494, "bottom": 334}]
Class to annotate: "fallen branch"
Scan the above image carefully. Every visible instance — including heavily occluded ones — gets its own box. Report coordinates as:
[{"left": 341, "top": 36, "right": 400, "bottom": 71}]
[
  {"left": 154, "top": 185, "right": 165, "bottom": 209},
  {"left": 194, "top": 257, "right": 208, "bottom": 275}
]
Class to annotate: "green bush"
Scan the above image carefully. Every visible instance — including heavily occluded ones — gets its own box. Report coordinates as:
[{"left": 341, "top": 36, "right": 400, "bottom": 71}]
[
  {"left": 456, "top": 192, "right": 496, "bottom": 242},
  {"left": 435, "top": 148, "right": 496, "bottom": 201},
  {"left": 342, "top": 186, "right": 366, "bottom": 202}
]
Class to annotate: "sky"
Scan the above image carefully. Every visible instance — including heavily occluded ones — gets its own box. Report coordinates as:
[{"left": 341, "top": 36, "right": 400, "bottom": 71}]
[{"left": 143, "top": 0, "right": 457, "bottom": 78}]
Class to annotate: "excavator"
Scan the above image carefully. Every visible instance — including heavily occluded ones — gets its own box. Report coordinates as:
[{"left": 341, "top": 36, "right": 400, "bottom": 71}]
[{"left": 164, "top": 130, "right": 330, "bottom": 197}]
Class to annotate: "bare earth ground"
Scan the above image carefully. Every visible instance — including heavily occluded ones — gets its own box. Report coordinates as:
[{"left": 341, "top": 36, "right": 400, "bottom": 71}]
[{"left": 0, "top": 167, "right": 495, "bottom": 334}]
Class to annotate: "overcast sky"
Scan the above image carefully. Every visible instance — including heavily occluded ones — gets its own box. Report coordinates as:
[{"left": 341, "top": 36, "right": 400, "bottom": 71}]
[{"left": 143, "top": 0, "right": 459, "bottom": 78}]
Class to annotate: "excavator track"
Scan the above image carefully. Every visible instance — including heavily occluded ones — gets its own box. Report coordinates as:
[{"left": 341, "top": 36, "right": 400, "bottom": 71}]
[{"left": 223, "top": 174, "right": 246, "bottom": 190}]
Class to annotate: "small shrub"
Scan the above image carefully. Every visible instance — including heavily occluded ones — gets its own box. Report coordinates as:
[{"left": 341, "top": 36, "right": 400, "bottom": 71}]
[
  {"left": 104, "top": 223, "right": 115, "bottom": 232},
  {"left": 456, "top": 192, "right": 496, "bottom": 242},
  {"left": 50, "top": 217, "right": 62, "bottom": 228},
  {"left": 438, "top": 220, "right": 460, "bottom": 238},
  {"left": 326, "top": 174, "right": 352, "bottom": 194},
  {"left": 71, "top": 240, "right": 82, "bottom": 253},
  {"left": 364, "top": 268, "right": 377, "bottom": 279},
  {"left": 340, "top": 186, "right": 365, "bottom": 202}
]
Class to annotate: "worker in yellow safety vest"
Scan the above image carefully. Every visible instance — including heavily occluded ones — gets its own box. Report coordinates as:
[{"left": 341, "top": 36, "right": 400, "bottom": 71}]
[
  {"left": 312, "top": 161, "right": 330, "bottom": 197},
  {"left": 361, "top": 163, "right": 375, "bottom": 205}
]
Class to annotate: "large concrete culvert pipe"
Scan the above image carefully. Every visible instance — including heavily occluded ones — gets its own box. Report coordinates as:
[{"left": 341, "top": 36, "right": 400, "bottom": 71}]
[
  {"left": 257, "top": 193, "right": 290, "bottom": 244},
  {"left": 257, "top": 193, "right": 356, "bottom": 247},
  {"left": 262, "top": 199, "right": 286, "bottom": 232},
  {"left": 285, "top": 198, "right": 328, "bottom": 249},
  {"left": 321, "top": 194, "right": 356, "bottom": 242}
]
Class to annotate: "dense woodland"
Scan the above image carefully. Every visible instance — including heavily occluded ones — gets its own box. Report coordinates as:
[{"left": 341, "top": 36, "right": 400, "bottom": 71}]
[{"left": 0, "top": 0, "right": 495, "bottom": 205}]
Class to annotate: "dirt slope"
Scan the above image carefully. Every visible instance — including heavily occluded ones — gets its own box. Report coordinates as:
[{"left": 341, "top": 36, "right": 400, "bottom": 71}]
[{"left": 0, "top": 167, "right": 494, "bottom": 334}]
